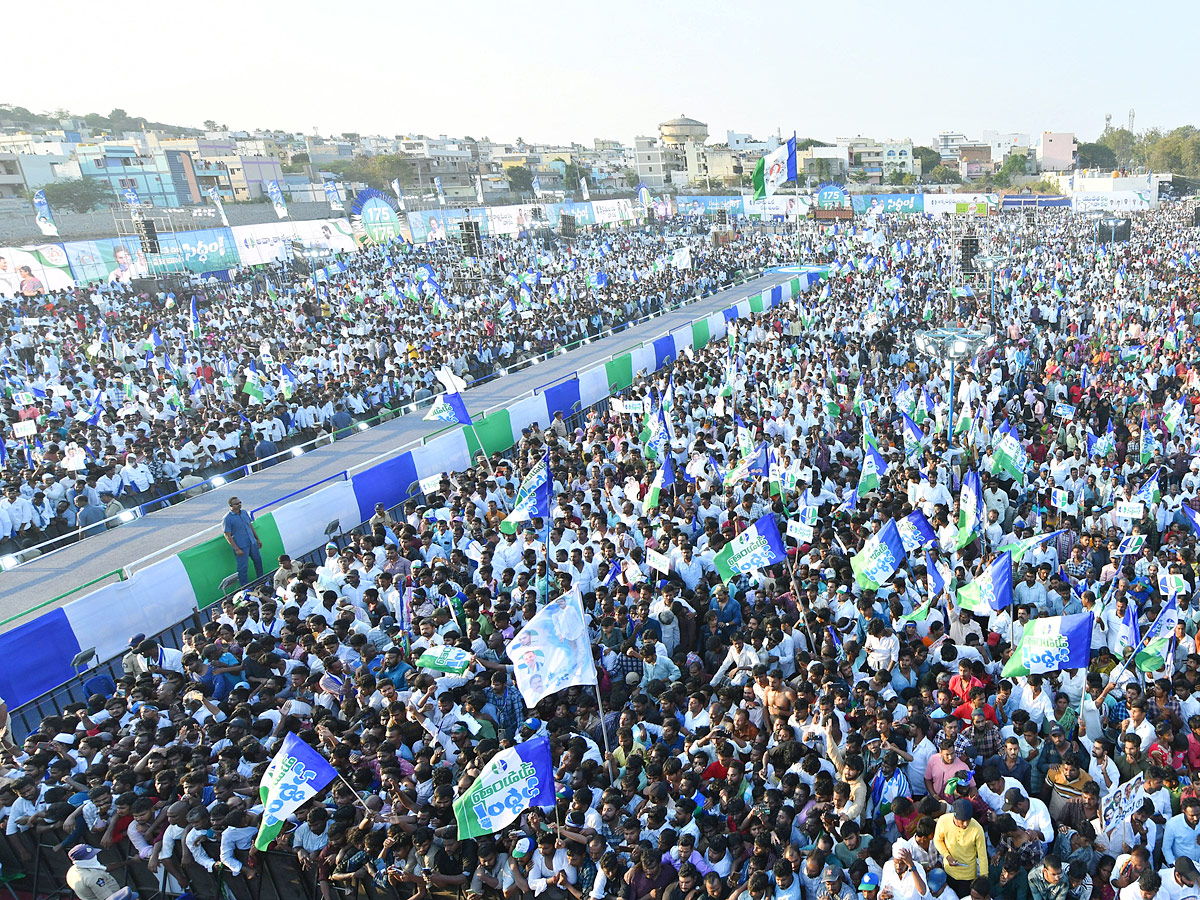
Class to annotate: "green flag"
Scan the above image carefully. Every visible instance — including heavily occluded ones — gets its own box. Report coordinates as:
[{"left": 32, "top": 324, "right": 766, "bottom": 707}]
[{"left": 417, "top": 645, "right": 472, "bottom": 674}]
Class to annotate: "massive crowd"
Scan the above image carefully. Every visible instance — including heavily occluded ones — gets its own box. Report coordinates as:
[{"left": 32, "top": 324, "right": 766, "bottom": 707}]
[
  {"left": 9, "top": 198, "right": 1200, "bottom": 900},
  {"left": 0, "top": 224, "right": 791, "bottom": 554}
]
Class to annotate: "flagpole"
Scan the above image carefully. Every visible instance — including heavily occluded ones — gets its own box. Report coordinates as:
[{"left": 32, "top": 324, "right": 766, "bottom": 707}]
[
  {"left": 467, "top": 421, "right": 499, "bottom": 480},
  {"left": 593, "top": 680, "right": 614, "bottom": 761},
  {"left": 541, "top": 479, "right": 555, "bottom": 606}
]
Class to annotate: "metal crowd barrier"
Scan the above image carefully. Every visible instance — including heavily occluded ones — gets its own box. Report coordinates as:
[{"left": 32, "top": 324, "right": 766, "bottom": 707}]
[
  {"left": 0, "top": 822, "right": 392, "bottom": 900},
  {"left": 2, "top": 269, "right": 757, "bottom": 575},
  {"left": 9, "top": 401, "right": 605, "bottom": 742}
]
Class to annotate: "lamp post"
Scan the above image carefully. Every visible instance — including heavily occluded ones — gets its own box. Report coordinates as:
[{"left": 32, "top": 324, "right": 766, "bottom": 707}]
[
  {"left": 914, "top": 328, "right": 996, "bottom": 445},
  {"left": 1084, "top": 209, "right": 1105, "bottom": 251},
  {"left": 975, "top": 254, "right": 1008, "bottom": 321}
]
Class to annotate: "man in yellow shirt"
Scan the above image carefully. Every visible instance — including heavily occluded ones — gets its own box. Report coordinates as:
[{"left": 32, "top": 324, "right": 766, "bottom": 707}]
[{"left": 933, "top": 798, "right": 988, "bottom": 894}]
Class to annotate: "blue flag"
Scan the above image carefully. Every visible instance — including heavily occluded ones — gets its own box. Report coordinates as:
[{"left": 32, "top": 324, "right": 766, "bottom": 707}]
[
  {"left": 714, "top": 513, "right": 787, "bottom": 583},
  {"left": 957, "top": 552, "right": 1014, "bottom": 613},
  {"left": 1117, "top": 601, "right": 1142, "bottom": 655},
  {"left": 499, "top": 451, "right": 553, "bottom": 535},
  {"left": 897, "top": 509, "right": 936, "bottom": 554},
  {"left": 1002, "top": 612, "right": 1094, "bottom": 677},
  {"left": 851, "top": 519, "right": 905, "bottom": 590},
  {"left": 255, "top": 732, "right": 338, "bottom": 849},
  {"left": 453, "top": 735, "right": 555, "bottom": 839},
  {"left": 423, "top": 392, "right": 472, "bottom": 426}
]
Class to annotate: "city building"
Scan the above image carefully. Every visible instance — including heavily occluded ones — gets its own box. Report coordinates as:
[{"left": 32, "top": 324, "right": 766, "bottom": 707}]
[
  {"left": 801, "top": 146, "right": 849, "bottom": 182},
  {"left": 76, "top": 142, "right": 191, "bottom": 207},
  {"left": 957, "top": 143, "right": 993, "bottom": 181},
  {"left": 933, "top": 131, "right": 972, "bottom": 160},
  {"left": 0, "top": 154, "right": 24, "bottom": 199},
  {"left": 634, "top": 136, "right": 685, "bottom": 189},
  {"left": 981, "top": 130, "right": 1032, "bottom": 164},
  {"left": 1037, "top": 132, "right": 1078, "bottom": 172},
  {"left": 15, "top": 153, "right": 80, "bottom": 190},
  {"left": 235, "top": 137, "right": 289, "bottom": 164},
  {"left": 304, "top": 136, "right": 355, "bottom": 165},
  {"left": 683, "top": 143, "right": 743, "bottom": 189},
  {"left": 725, "top": 131, "right": 781, "bottom": 154},
  {"left": 658, "top": 115, "right": 708, "bottom": 147}
]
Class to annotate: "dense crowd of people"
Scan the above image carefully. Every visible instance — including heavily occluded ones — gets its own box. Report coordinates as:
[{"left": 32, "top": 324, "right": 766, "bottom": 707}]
[
  {"left": 0, "top": 224, "right": 793, "bottom": 554},
  {"left": 11, "top": 198, "right": 1200, "bottom": 900}
]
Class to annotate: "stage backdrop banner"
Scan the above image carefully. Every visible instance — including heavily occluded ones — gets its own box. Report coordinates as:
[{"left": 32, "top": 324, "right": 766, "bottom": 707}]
[
  {"left": 743, "top": 195, "right": 809, "bottom": 219},
  {"left": 851, "top": 193, "right": 925, "bottom": 214},
  {"left": 1071, "top": 191, "right": 1154, "bottom": 212},
  {"left": 150, "top": 227, "right": 241, "bottom": 276},
  {"left": 674, "top": 196, "right": 744, "bottom": 217},
  {"left": 484, "top": 204, "right": 542, "bottom": 238},
  {"left": 923, "top": 193, "right": 1000, "bottom": 215},
  {"left": 591, "top": 199, "right": 637, "bottom": 225},
  {"left": 64, "top": 237, "right": 148, "bottom": 286}
]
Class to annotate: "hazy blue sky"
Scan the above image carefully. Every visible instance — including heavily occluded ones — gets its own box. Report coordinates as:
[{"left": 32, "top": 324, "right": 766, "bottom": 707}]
[{"left": 5, "top": 0, "right": 1192, "bottom": 146}]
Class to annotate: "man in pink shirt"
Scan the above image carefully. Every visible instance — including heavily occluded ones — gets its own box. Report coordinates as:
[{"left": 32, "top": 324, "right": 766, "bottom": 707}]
[{"left": 925, "top": 738, "right": 970, "bottom": 801}]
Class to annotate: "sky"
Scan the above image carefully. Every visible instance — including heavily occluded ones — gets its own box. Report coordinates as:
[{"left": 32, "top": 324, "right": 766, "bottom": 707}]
[{"left": 4, "top": 0, "right": 1194, "bottom": 148}]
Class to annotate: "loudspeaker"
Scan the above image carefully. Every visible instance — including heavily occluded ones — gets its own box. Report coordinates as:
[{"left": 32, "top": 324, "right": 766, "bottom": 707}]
[
  {"left": 135, "top": 217, "right": 160, "bottom": 254},
  {"left": 1192, "top": 207, "right": 1200, "bottom": 227},
  {"left": 131, "top": 277, "right": 158, "bottom": 295},
  {"left": 1110, "top": 218, "right": 1132, "bottom": 242},
  {"left": 457, "top": 220, "right": 482, "bottom": 257},
  {"left": 560, "top": 213, "right": 576, "bottom": 238},
  {"left": 716, "top": 209, "right": 728, "bottom": 226},
  {"left": 959, "top": 236, "right": 980, "bottom": 273},
  {"left": 1025, "top": 210, "right": 1036, "bottom": 226}
]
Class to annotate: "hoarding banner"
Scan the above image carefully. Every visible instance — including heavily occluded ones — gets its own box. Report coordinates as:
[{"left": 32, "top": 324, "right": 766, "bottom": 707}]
[
  {"left": 1071, "top": 191, "right": 1153, "bottom": 212},
  {"left": 485, "top": 204, "right": 542, "bottom": 237},
  {"left": 743, "top": 194, "right": 809, "bottom": 219},
  {"left": 0, "top": 243, "right": 74, "bottom": 297},
  {"left": 851, "top": 193, "right": 924, "bottom": 214},
  {"left": 64, "top": 237, "right": 147, "bottom": 285},
  {"left": 923, "top": 193, "right": 1000, "bottom": 215},
  {"left": 591, "top": 198, "right": 637, "bottom": 225},
  {"left": 153, "top": 227, "right": 241, "bottom": 275},
  {"left": 32, "top": 190, "right": 58, "bottom": 237},
  {"left": 231, "top": 220, "right": 357, "bottom": 267}
]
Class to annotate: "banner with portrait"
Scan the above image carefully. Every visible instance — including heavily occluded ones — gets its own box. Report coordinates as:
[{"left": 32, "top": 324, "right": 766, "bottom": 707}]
[{"left": 0, "top": 243, "right": 75, "bottom": 297}]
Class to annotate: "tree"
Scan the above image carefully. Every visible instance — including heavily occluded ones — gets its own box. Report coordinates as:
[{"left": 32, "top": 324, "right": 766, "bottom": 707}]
[
  {"left": 1077, "top": 141, "right": 1117, "bottom": 170},
  {"left": 203, "top": 120, "right": 218, "bottom": 131},
  {"left": 624, "top": 170, "right": 640, "bottom": 188},
  {"left": 326, "top": 154, "right": 417, "bottom": 192},
  {"left": 40, "top": 178, "right": 115, "bottom": 213},
  {"left": 1099, "top": 128, "right": 1138, "bottom": 167},
  {"left": 507, "top": 166, "right": 534, "bottom": 193},
  {"left": 886, "top": 170, "right": 915, "bottom": 186},
  {"left": 993, "top": 152, "right": 1030, "bottom": 187},
  {"left": 928, "top": 165, "right": 961, "bottom": 184},
  {"left": 561, "top": 161, "right": 586, "bottom": 193},
  {"left": 914, "top": 146, "right": 942, "bottom": 176}
]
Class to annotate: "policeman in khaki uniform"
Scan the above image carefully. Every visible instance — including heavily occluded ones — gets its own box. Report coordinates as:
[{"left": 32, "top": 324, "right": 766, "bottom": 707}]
[{"left": 65, "top": 845, "right": 136, "bottom": 900}]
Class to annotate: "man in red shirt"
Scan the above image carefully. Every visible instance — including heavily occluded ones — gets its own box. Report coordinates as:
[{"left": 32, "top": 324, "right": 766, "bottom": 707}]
[
  {"left": 949, "top": 660, "right": 984, "bottom": 704},
  {"left": 953, "top": 686, "right": 999, "bottom": 726}
]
